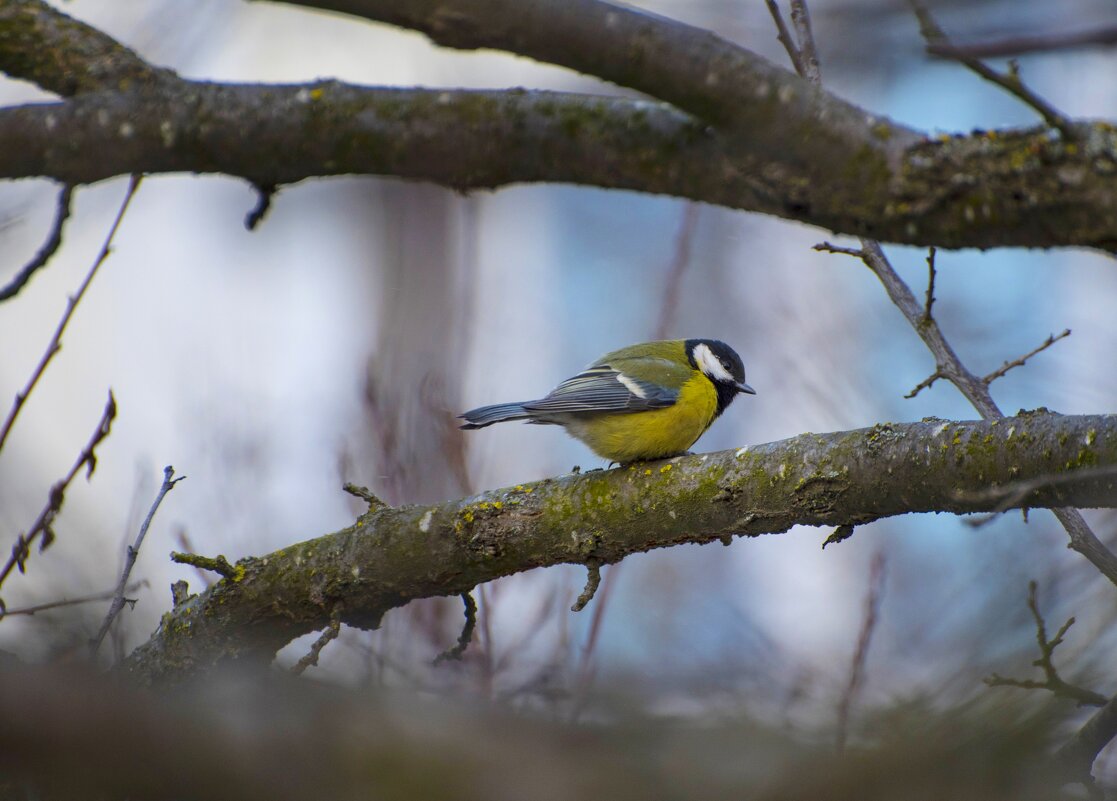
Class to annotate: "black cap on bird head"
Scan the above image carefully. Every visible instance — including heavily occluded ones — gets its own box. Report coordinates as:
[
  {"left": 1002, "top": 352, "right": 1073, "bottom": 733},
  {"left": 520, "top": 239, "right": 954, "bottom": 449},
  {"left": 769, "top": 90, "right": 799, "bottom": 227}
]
[{"left": 684, "top": 338, "right": 756, "bottom": 417}]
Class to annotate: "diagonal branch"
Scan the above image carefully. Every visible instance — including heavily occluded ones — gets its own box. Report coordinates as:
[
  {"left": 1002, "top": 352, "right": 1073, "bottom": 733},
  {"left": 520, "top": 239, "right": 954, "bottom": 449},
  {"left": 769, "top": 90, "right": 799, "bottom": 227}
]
[
  {"left": 0, "top": 182, "right": 73, "bottom": 302},
  {"left": 912, "top": 3, "right": 1075, "bottom": 139},
  {"left": 0, "top": 176, "right": 140, "bottom": 454},
  {"left": 122, "top": 413, "right": 1117, "bottom": 684},
  {"left": 90, "top": 466, "right": 186, "bottom": 658}
]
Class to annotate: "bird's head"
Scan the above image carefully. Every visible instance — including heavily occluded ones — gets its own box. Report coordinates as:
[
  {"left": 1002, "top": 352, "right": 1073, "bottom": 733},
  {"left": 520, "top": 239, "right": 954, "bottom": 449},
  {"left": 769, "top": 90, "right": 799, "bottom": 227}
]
[{"left": 686, "top": 338, "right": 755, "bottom": 416}]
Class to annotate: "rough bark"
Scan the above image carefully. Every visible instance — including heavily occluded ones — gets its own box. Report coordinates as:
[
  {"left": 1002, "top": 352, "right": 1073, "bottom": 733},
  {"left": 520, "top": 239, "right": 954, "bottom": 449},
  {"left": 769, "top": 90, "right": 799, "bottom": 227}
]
[
  {"left": 125, "top": 413, "right": 1117, "bottom": 684},
  {"left": 1, "top": 0, "right": 1116, "bottom": 249}
]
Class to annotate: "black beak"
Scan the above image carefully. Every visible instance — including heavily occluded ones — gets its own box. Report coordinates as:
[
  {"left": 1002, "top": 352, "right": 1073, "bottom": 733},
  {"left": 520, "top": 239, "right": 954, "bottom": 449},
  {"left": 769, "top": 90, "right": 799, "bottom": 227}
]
[{"left": 737, "top": 382, "right": 756, "bottom": 395}]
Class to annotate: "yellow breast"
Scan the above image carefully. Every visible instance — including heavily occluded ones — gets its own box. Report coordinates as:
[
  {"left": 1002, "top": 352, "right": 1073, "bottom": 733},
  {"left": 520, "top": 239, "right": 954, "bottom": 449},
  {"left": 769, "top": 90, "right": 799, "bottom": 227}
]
[{"left": 565, "top": 374, "right": 718, "bottom": 462}]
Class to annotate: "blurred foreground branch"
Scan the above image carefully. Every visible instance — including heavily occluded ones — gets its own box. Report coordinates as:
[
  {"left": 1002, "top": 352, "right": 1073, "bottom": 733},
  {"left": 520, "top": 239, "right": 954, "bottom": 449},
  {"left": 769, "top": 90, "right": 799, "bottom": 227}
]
[
  {"left": 125, "top": 414, "right": 1117, "bottom": 684},
  {"left": 0, "top": 664, "right": 1065, "bottom": 801}
]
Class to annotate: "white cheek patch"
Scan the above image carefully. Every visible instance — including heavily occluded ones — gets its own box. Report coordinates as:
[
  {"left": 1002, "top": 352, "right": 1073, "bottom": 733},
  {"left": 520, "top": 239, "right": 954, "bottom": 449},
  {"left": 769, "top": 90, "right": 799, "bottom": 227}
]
[
  {"left": 616, "top": 372, "right": 647, "bottom": 398},
  {"left": 693, "top": 343, "right": 733, "bottom": 383}
]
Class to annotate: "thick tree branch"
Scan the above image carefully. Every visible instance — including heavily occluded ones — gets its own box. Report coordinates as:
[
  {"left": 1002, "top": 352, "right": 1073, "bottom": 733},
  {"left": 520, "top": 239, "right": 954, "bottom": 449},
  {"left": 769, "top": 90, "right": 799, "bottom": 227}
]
[
  {"left": 124, "top": 413, "right": 1117, "bottom": 684},
  {"left": 0, "top": 0, "right": 1114, "bottom": 248},
  {"left": 269, "top": 0, "right": 915, "bottom": 165},
  {"left": 0, "top": 83, "right": 1114, "bottom": 250}
]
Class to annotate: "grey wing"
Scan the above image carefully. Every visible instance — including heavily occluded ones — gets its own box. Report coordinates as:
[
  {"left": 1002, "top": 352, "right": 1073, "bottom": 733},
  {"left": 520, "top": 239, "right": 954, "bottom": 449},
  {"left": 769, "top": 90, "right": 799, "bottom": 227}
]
[{"left": 523, "top": 366, "right": 677, "bottom": 415}]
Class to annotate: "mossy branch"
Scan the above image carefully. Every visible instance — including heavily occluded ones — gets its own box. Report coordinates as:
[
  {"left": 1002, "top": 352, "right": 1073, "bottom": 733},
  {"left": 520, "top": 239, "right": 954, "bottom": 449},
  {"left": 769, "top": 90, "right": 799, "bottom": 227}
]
[
  {"left": 1, "top": 0, "right": 1116, "bottom": 248},
  {"left": 124, "top": 413, "right": 1117, "bottom": 685}
]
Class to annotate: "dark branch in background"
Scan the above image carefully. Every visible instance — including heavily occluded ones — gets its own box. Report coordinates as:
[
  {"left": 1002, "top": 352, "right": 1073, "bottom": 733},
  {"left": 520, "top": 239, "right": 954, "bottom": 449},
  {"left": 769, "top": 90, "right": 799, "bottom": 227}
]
[
  {"left": 0, "top": 182, "right": 72, "bottom": 302},
  {"left": 653, "top": 203, "right": 699, "bottom": 340},
  {"left": 0, "top": 392, "right": 116, "bottom": 607},
  {"left": 836, "top": 551, "right": 886, "bottom": 752},
  {"left": 911, "top": 3, "right": 1075, "bottom": 139},
  {"left": 0, "top": 581, "right": 146, "bottom": 619},
  {"left": 985, "top": 581, "right": 1107, "bottom": 708},
  {"left": 90, "top": 466, "right": 185, "bottom": 658},
  {"left": 0, "top": 175, "right": 140, "bottom": 455},
  {"left": 290, "top": 603, "right": 343, "bottom": 675},
  {"left": 434, "top": 592, "right": 478, "bottom": 664},
  {"left": 927, "top": 24, "right": 1117, "bottom": 59},
  {"left": 1, "top": 1, "right": 1115, "bottom": 249}
]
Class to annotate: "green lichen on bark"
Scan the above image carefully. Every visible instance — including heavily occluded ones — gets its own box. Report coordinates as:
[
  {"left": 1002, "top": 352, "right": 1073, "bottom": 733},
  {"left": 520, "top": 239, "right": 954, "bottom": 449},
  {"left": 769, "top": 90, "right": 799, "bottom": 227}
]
[{"left": 122, "top": 413, "right": 1117, "bottom": 685}]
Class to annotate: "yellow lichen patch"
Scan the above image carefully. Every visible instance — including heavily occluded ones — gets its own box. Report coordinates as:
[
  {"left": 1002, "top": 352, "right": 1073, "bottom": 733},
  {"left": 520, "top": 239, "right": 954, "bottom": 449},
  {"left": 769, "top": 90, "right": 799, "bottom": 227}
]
[{"left": 659, "top": 464, "right": 672, "bottom": 474}]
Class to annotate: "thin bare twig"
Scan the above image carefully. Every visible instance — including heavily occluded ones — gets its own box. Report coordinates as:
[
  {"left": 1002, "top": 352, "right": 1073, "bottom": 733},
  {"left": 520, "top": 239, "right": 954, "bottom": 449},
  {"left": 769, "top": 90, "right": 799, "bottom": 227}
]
[
  {"left": 836, "top": 551, "right": 886, "bottom": 752},
  {"left": 985, "top": 582, "right": 1107, "bottom": 707},
  {"left": 90, "top": 466, "right": 185, "bottom": 657},
  {"left": 0, "top": 183, "right": 74, "bottom": 302},
  {"left": 0, "top": 176, "right": 140, "bottom": 455},
  {"left": 788, "top": 0, "right": 820, "bottom": 83},
  {"left": 763, "top": 0, "right": 801, "bottom": 68},
  {"left": 0, "top": 392, "right": 117, "bottom": 604},
  {"left": 434, "top": 592, "right": 478, "bottom": 664},
  {"left": 290, "top": 604, "right": 343, "bottom": 675},
  {"left": 911, "top": 3, "right": 1075, "bottom": 139},
  {"left": 982, "top": 329, "right": 1071, "bottom": 385},
  {"left": 0, "top": 581, "right": 146, "bottom": 619},
  {"left": 921, "top": 246, "right": 936, "bottom": 323},
  {"left": 905, "top": 370, "right": 944, "bottom": 400}
]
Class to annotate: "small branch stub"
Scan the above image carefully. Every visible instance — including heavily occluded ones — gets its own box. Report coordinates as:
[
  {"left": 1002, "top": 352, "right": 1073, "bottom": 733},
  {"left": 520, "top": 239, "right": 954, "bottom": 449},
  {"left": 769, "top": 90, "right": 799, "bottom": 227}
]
[
  {"left": 343, "top": 482, "right": 388, "bottom": 512},
  {"left": 290, "top": 604, "right": 343, "bottom": 676},
  {"left": 823, "top": 524, "right": 855, "bottom": 549},
  {"left": 171, "top": 551, "right": 238, "bottom": 579},
  {"left": 434, "top": 592, "right": 478, "bottom": 664},
  {"left": 244, "top": 183, "right": 276, "bottom": 231},
  {"left": 572, "top": 562, "right": 602, "bottom": 612},
  {"left": 170, "top": 580, "right": 190, "bottom": 609}
]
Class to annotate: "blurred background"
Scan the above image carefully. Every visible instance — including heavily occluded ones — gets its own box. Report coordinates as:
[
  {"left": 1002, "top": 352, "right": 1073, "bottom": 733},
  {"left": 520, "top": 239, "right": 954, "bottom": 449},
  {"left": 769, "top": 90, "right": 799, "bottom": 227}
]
[{"left": 0, "top": 0, "right": 1116, "bottom": 771}]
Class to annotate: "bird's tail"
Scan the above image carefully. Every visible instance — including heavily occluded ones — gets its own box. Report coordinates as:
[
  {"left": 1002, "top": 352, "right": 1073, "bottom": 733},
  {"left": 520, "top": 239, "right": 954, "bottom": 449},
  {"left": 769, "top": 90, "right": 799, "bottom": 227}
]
[{"left": 459, "top": 402, "right": 531, "bottom": 429}]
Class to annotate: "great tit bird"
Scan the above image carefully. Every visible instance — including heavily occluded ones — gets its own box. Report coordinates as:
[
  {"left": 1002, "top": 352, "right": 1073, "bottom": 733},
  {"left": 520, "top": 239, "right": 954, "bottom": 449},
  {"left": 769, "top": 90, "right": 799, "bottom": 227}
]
[{"left": 459, "top": 339, "right": 755, "bottom": 463}]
